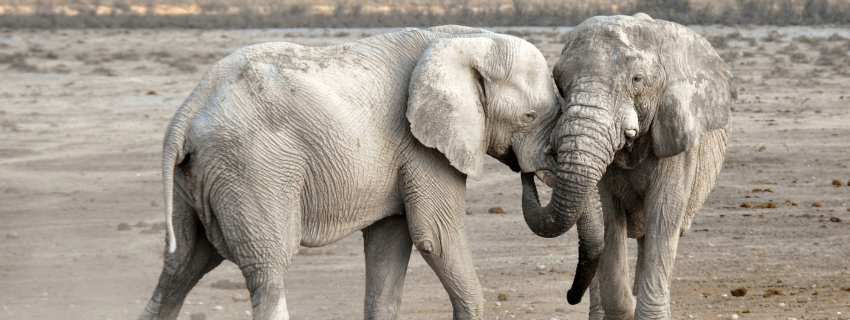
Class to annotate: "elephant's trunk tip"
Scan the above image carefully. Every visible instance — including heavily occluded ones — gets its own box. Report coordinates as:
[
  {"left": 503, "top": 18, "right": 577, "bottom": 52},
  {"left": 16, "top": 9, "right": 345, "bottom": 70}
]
[{"left": 566, "top": 288, "right": 585, "bottom": 305}]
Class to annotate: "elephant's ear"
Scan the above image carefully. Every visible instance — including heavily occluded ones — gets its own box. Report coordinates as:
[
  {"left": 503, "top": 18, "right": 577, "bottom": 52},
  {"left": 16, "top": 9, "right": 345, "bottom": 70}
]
[
  {"left": 407, "top": 37, "right": 495, "bottom": 180},
  {"left": 651, "top": 21, "right": 736, "bottom": 158}
]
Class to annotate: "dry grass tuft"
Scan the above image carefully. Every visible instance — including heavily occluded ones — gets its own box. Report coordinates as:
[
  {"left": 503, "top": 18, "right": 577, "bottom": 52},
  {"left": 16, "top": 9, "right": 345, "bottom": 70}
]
[{"left": 761, "top": 30, "right": 785, "bottom": 43}]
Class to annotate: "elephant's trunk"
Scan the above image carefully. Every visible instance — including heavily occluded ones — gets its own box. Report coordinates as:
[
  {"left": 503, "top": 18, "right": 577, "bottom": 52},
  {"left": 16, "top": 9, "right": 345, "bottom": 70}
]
[{"left": 521, "top": 106, "right": 615, "bottom": 305}]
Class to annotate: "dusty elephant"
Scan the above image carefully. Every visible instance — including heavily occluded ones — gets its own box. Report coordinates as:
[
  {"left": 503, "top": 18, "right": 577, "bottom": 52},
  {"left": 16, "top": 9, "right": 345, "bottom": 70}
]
[
  {"left": 520, "top": 14, "right": 736, "bottom": 319},
  {"left": 138, "top": 26, "right": 564, "bottom": 320}
]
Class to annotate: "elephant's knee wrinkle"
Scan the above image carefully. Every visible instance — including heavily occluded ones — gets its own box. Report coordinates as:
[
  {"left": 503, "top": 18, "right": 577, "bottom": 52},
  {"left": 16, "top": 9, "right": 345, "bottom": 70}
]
[{"left": 415, "top": 239, "right": 438, "bottom": 256}]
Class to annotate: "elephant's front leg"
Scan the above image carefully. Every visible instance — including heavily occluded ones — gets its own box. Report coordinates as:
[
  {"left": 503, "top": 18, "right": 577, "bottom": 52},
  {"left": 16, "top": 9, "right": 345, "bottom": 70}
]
[
  {"left": 363, "top": 215, "right": 413, "bottom": 320},
  {"left": 633, "top": 175, "right": 687, "bottom": 319},
  {"left": 597, "top": 187, "right": 636, "bottom": 320},
  {"left": 402, "top": 161, "right": 483, "bottom": 319}
]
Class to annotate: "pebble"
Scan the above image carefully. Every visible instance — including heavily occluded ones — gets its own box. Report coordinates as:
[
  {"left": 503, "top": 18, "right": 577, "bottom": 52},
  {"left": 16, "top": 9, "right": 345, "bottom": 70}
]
[
  {"left": 779, "top": 302, "right": 786, "bottom": 307},
  {"left": 488, "top": 207, "right": 507, "bottom": 214},
  {"left": 6, "top": 232, "right": 17, "bottom": 239},
  {"left": 135, "top": 221, "right": 150, "bottom": 228},
  {"left": 117, "top": 223, "right": 131, "bottom": 231},
  {"left": 498, "top": 293, "right": 508, "bottom": 301},
  {"left": 232, "top": 292, "right": 250, "bottom": 302},
  {"left": 213, "top": 305, "right": 223, "bottom": 311},
  {"left": 495, "top": 302, "right": 502, "bottom": 306},
  {"left": 732, "top": 314, "right": 738, "bottom": 319}
]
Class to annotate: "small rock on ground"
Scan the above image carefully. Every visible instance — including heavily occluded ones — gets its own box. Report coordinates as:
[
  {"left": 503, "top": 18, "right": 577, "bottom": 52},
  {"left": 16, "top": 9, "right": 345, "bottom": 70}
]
[
  {"left": 232, "top": 292, "right": 250, "bottom": 302},
  {"left": 488, "top": 207, "right": 507, "bottom": 214},
  {"left": 189, "top": 313, "right": 206, "bottom": 320},
  {"left": 731, "top": 287, "right": 748, "bottom": 297},
  {"left": 117, "top": 223, "right": 131, "bottom": 231},
  {"left": 135, "top": 221, "right": 150, "bottom": 228}
]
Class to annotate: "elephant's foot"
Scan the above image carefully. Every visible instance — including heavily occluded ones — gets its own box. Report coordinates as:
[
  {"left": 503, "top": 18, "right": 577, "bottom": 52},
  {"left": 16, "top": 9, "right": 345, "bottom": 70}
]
[
  {"left": 633, "top": 304, "right": 671, "bottom": 320},
  {"left": 600, "top": 295, "right": 636, "bottom": 320},
  {"left": 588, "top": 307, "right": 605, "bottom": 320},
  {"left": 138, "top": 303, "right": 178, "bottom": 320}
]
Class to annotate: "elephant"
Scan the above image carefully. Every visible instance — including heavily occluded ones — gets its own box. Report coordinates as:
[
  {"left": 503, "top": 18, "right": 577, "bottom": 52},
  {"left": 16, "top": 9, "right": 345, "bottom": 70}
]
[
  {"left": 138, "top": 25, "right": 565, "bottom": 320},
  {"left": 519, "top": 14, "right": 736, "bottom": 319}
]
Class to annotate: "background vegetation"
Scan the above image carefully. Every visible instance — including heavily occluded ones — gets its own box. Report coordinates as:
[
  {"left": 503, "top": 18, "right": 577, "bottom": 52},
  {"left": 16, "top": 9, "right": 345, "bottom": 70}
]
[{"left": 1, "top": 0, "right": 849, "bottom": 28}]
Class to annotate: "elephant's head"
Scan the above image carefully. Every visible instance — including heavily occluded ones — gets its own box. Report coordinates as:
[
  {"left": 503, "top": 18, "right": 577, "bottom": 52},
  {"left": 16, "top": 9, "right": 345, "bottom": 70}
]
[
  {"left": 522, "top": 14, "right": 736, "bottom": 304},
  {"left": 406, "top": 32, "right": 560, "bottom": 181}
]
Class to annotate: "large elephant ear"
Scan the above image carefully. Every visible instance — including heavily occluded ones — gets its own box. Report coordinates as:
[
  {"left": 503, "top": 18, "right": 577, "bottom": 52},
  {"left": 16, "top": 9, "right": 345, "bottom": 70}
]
[
  {"left": 651, "top": 20, "right": 736, "bottom": 158},
  {"left": 407, "top": 37, "right": 495, "bottom": 180}
]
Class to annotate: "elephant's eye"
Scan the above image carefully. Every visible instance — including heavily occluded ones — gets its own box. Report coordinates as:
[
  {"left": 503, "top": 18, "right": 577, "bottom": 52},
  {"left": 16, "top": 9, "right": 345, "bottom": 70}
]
[
  {"left": 632, "top": 75, "right": 643, "bottom": 83},
  {"left": 522, "top": 111, "right": 537, "bottom": 122}
]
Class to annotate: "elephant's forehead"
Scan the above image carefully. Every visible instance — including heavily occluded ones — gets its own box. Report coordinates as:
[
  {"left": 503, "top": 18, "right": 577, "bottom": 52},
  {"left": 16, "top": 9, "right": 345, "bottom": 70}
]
[{"left": 571, "top": 15, "right": 658, "bottom": 46}]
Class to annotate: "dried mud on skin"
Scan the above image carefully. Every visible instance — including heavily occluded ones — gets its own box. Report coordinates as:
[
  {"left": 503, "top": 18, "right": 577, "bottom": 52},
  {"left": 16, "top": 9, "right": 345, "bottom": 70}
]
[{"left": 0, "top": 28, "right": 849, "bottom": 320}]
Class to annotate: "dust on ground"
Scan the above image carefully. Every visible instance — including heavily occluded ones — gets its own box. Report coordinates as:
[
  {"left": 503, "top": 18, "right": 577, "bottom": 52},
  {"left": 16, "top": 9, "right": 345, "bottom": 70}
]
[{"left": 0, "top": 27, "right": 849, "bottom": 319}]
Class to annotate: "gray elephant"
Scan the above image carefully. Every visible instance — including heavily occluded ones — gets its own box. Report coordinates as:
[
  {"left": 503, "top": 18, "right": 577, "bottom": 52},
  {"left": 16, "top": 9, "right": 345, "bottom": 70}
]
[
  {"left": 520, "top": 14, "right": 736, "bottom": 319},
  {"left": 139, "top": 26, "right": 563, "bottom": 320}
]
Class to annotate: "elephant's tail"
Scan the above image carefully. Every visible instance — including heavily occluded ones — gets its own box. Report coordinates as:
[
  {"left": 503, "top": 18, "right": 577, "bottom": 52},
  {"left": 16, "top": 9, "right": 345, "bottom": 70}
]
[
  {"left": 161, "top": 93, "right": 200, "bottom": 254},
  {"left": 162, "top": 116, "right": 187, "bottom": 254}
]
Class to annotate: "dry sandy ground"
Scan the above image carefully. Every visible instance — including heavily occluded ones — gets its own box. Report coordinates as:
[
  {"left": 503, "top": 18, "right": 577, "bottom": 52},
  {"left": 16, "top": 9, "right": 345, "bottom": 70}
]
[{"left": 0, "top": 26, "right": 849, "bottom": 320}]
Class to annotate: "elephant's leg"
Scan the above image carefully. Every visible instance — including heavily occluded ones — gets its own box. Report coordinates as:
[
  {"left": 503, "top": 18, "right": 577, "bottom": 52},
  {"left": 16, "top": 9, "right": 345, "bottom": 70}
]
[
  {"left": 363, "top": 215, "right": 413, "bottom": 320},
  {"left": 222, "top": 193, "right": 301, "bottom": 320},
  {"left": 633, "top": 236, "right": 645, "bottom": 295},
  {"left": 632, "top": 211, "right": 682, "bottom": 319},
  {"left": 140, "top": 196, "right": 224, "bottom": 320},
  {"left": 633, "top": 160, "right": 689, "bottom": 319},
  {"left": 588, "top": 277, "right": 605, "bottom": 320},
  {"left": 402, "top": 160, "right": 483, "bottom": 319},
  {"left": 413, "top": 219, "right": 482, "bottom": 320},
  {"left": 597, "top": 188, "right": 635, "bottom": 320},
  {"left": 633, "top": 198, "right": 686, "bottom": 316}
]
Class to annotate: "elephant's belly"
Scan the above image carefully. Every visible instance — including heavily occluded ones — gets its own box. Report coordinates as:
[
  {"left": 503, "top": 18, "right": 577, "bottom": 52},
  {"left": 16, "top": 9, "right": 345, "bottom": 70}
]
[{"left": 298, "top": 172, "right": 406, "bottom": 247}]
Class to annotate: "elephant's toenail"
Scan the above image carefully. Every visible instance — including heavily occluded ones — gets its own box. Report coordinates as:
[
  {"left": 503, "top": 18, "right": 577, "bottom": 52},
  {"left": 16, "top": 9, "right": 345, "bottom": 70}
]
[{"left": 418, "top": 240, "right": 433, "bottom": 254}]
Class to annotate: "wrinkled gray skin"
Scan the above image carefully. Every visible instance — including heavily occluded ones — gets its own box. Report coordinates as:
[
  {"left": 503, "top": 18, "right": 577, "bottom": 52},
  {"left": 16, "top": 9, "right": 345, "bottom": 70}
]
[
  {"left": 138, "top": 26, "right": 562, "bottom": 320},
  {"left": 521, "top": 14, "right": 736, "bottom": 319}
]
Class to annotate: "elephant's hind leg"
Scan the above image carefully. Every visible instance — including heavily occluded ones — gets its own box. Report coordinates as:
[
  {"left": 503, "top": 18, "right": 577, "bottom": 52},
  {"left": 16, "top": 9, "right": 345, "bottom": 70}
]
[
  {"left": 219, "top": 191, "right": 301, "bottom": 320},
  {"left": 363, "top": 215, "right": 413, "bottom": 320},
  {"left": 140, "top": 196, "right": 224, "bottom": 320}
]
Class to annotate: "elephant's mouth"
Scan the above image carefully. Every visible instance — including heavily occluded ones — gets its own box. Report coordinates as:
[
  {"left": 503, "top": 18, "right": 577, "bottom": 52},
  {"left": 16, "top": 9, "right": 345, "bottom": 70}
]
[{"left": 534, "top": 170, "right": 555, "bottom": 187}]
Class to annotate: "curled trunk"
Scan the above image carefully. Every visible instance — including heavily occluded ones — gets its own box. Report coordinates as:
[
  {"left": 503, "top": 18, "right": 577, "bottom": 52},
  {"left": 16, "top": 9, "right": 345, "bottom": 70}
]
[{"left": 521, "top": 130, "right": 610, "bottom": 304}]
